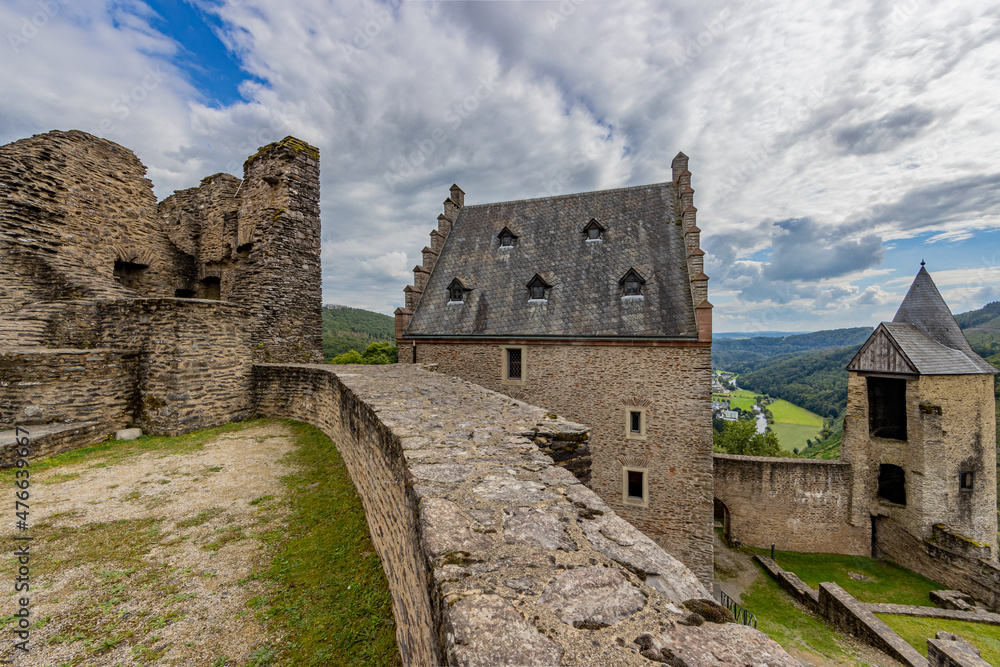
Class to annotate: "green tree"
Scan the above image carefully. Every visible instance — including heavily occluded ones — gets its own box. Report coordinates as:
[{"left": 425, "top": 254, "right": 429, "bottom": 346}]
[
  {"left": 714, "top": 420, "right": 782, "bottom": 457},
  {"left": 329, "top": 342, "right": 398, "bottom": 366}
]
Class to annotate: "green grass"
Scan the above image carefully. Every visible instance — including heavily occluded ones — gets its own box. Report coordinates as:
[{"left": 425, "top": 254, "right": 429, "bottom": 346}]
[
  {"left": 768, "top": 399, "right": 824, "bottom": 426},
  {"left": 771, "top": 422, "right": 822, "bottom": 453},
  {"left": 877, "top": 614, "right": 1000, "bottom": 663},
  {"left": 251, "top": 421, "right": 399, "bottom": 666},
  {"left": 712, "top": 389, "right": 759, "bottom": 411},
  {"left": 761, "top": 549, "right": 943, "bottom": 606},
  {"left": 739, "top": 560, "right": 870, "bottom": 664},
  {"left": 2, "top": 419, "right": 270, "bottom": 478}
]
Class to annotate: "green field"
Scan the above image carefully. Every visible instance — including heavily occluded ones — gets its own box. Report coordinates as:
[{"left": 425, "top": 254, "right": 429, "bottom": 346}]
[
  {"left": 768, "top": 399, "right": 823, "bottom": 452},
  {"left": 772, "top": 423, "right": 820, "bottom": 453},
  {"left": 712, "top": 389, "right": 758, "bottom": 411},
  {"left": 768, "top": 399, "right": 824, "bottom": 426}
]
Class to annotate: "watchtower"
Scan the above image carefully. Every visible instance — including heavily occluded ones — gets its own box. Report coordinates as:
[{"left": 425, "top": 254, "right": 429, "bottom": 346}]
[{"left": 843, "top": 265, "right": 998, "bottom": 565}]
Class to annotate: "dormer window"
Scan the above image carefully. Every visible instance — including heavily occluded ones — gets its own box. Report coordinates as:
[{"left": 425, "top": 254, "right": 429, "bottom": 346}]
[
  {"left": 619, "top": 268, "right": 646, "bottom": 297},
  {"left": 447, "top": 277, "right": 469, "bottom": 303},
  {"left": 526, "top": 274, "right": 551, "bottom": 301},
  {"left": 498, "top": 226, "right": 518, "bottom": 248},
  {"left": 582, "top": 218, "right": 605, "bottom": 242}
]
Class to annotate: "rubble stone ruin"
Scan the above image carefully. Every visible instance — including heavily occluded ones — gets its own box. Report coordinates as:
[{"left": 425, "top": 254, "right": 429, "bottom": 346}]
[{"left": 0, "top": 130, "right": 322, "bottom": 445}]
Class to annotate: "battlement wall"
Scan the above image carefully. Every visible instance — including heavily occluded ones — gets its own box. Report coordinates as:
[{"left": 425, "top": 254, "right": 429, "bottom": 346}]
[
  {"left": 255, "top": 363, "right": 794, "bottom": 667},
  {"left": 713, "top": 453, "right": 869, "bottom": 555}
]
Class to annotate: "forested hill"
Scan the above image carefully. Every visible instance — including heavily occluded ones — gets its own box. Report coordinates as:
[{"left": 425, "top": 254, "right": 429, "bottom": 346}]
[
  {"left": 716, "top": 302, "right": 1000, "bottom": 423},
  {"left": 322, "top": 306, "right": 395, "bottom": 362},
  {"left": 712, "top": 327, "right": 872, "bottom": 373}
]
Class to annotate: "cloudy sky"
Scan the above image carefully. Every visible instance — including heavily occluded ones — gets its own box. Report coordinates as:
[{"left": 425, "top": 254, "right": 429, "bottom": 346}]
[{"left": 3, "top": 0, "right": 999, "bottom": 333}]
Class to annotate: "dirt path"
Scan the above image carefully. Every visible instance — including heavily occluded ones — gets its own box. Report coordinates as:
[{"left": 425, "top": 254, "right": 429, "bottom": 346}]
[{"left": 0, "top": 421, "right": 297, "bottom": 666}]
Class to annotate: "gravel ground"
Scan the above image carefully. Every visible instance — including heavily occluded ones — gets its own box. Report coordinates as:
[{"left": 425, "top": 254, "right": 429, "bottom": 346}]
[{"left": 0, "top": 422, "right": 297, "bottom": 666}]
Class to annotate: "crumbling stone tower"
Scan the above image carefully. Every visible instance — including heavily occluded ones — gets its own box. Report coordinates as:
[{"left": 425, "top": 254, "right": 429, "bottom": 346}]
[
  {"left": 158, "top": 137, "right": 323, "bottom": 363},
  {"left": 0, "top": 130, "right": 321, "bottom": 447},
  {"left": 844, "top": 266, "right": 999, "bottom": 571}
]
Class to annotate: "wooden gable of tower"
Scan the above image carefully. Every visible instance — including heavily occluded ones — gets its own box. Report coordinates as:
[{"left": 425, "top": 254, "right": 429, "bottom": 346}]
[{"left": 847, "top": 324, "right": 918, "bottom": 376}]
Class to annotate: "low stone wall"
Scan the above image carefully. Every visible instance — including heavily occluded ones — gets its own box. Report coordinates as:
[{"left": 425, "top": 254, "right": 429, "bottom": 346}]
[
  {"left": 255, "top": 363, "right": 797, "bottom": 667},
  {"left": 0, "top": 422, "right": 104, "bottom": 466},
  {"left": 875, "top": 517, "right": 1000, "bottom": 611},
  {"left": 0, "top": 349, "right": 138, "bottom": 429},
  {"left": 35, "top": 298, "right": 254, "bottom": 435},
  {"left": 818, "top": 582, "right": 928, "bottom": 666},
  {"left": 713, "top": 454, "right": 868, "bottom": 554},
  {"left": 928, "top": 633, "right": 992, "bottom": 666}
]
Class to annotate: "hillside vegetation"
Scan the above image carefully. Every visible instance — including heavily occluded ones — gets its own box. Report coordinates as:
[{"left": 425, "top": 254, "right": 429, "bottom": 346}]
[
  {"left": 715, "top": 301, "right": 1000, "bottom": 459},
  {"left": 322, "top": 306, "right": 395, "bottom": 362}
]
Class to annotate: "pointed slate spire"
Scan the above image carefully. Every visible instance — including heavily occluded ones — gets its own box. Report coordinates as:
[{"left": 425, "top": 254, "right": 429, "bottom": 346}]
[{"left": 893, "top": 265, "right": 995, "bottom": 372}]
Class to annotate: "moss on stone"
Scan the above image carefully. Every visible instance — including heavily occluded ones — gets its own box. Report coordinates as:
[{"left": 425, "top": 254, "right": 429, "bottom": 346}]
[{"left": 244, "top": 136, "right": 319, "bottom": 170}]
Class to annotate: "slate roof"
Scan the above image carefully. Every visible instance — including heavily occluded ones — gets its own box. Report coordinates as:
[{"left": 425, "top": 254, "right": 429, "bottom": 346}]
[
  {"left": 848, "top": 267, "right": 997, "bottom": 375},
  {"left": 405, "top": 183, "right": 697, "bottom": 338}
]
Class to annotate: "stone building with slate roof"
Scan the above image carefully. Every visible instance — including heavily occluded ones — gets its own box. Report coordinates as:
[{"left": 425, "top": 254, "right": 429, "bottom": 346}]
[
  {"left": 395, "top": 153, "right": 714, "bottom": 586},
  {"left": 843, "top": 265, "right": 998, "bottom": 580}
]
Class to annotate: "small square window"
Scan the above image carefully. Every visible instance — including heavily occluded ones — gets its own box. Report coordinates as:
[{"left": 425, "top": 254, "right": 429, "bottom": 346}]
[
  {"left": 450, "top": 287, "right": 464, "bottom": 302},
  {"left": 530, "top": 284, "right": 545, "bottom": 300},
  {"left": 587, "top": 227, "right": 601, "bottom": 240},
  {"left": 624, "top": 279, "right": 640, "bottom": 295},
  {"left": 960, "top": 471, "right": 974, "bottom": 492},
  {"left": 501, "top": 233, "right": 514, "bottom": 247},
  {"left": 627, "top": 470, "right": 643, "bottom": 498}
]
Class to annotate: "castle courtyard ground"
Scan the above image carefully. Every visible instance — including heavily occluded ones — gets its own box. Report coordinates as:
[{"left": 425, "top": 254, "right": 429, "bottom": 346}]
[{"left": 0, "top": 421, "right": 302, "bottom": 666}]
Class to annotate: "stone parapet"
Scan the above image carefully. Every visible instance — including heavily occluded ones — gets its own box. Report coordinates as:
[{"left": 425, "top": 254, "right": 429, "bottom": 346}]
[{"left": 254, "top": 363, "right": 796, "bottom": 667}]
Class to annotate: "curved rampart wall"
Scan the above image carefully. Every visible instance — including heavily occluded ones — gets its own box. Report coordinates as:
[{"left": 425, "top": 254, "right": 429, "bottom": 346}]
[
  {"left": 713, "top": 453, "right": 869, "bottom": 555},
  {"left": 255, "top": 363, "right": 796, "bottom": 667}
]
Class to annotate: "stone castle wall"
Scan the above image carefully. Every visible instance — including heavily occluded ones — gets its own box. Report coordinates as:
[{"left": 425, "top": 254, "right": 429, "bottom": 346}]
[
  {"left": 0, "top": 299, "right": 254, "bottom": 436},
  {"left": 254, "top": 362, "right": 795, "bottom": 667},
  {"left": 712, "top": 454, "right": 869, "bottom": 555},
  {"left": 0, "top": 348, "right": 139, "bottom": 429},
  {"left": 875, "top": 518, "right": 1000, "bottom": 611},
  {"left": 0, "top": 130, "right": 184, "bottom": 313},
  {"left": 404, "top": 341, "right": 715, "bottom": 586},
  {"left": 157, "top": 137, "right": 323, "bottom": 364}
]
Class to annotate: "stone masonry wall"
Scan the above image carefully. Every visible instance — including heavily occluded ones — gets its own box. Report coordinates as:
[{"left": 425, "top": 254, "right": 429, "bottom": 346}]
[
  {"left": 842, "top": 373, "right": 998, "bottom": 557},
  {"left": 254, "top": 362, "right": 796, "bottom": 667},
  {"left": 712, "top": 454, "right": 869, "bottom": 554},
  {"left": 0, "top": 130, "right": 187, "bottom": 313},
  {"left": 407, "top": 341, "right": 715, "bottom": 586},
  {"left": 0, "top": 349, "right": 139, "bottom": 429},
  {"left": 35, "top": 299, "right": 254, "bottom": 435},
  {"left": 875, "top": 516, "right": 1000, "bottom": 611}
]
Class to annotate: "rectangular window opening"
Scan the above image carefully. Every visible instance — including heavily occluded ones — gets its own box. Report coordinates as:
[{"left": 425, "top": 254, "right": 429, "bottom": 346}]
[
  {"left": 868, "top": 377, "right": 907, "bottom": 440},
  {"left": 960, "top": 471, "right": 974, "bottom": 492},
  {"left": 627, "top": 470, "right": 644, "bottom": 499},
  {"left": 507, "top": 348, "right": 522, "bottom": 381},
  {"left": 630, "top": 411, "right": 642, "bottom": 433}
]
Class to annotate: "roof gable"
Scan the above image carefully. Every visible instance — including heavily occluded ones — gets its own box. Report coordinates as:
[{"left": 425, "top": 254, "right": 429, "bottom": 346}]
[{"left": 847, "top": 324, "right": 918, "bottom": 375}]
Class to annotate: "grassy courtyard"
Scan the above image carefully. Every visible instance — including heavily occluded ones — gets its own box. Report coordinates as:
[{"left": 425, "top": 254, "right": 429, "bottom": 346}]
[{"left": 0, "top": 419, "right": 398, "bottom": 666}]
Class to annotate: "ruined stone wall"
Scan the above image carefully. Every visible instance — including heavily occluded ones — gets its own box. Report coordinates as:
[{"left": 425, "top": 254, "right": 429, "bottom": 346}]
[
  {"left": 0, "top": 130, "right": 186, "bottom": 313},
  {"left": 158, "top": 137, "right": 323, "bottom": 364},
  {"left": 30, "top": 298, "right": 254, "bottom": 435},
  {"left": 254, "top": 362, "right": 795, "bottom": 667},
  {"left": 406, "top": 341, "right": 714, "bottom": 586},
  {"left": 713, "top": 454, "right": 869, "bottom": 555},
  {"left": 0, "top": 349, "right": 139, "bottom": 429},
  {"left": 875, "top": 518, "right": 1000, "bottom": 611}
]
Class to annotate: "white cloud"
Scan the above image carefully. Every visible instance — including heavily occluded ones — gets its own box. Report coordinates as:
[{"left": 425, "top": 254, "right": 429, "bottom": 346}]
[{"left": 2, "top": 0, "right": 999, "bottom": 321}]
